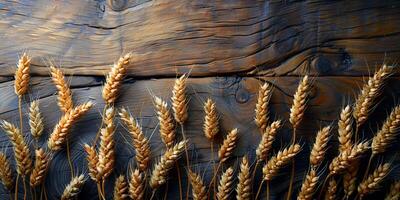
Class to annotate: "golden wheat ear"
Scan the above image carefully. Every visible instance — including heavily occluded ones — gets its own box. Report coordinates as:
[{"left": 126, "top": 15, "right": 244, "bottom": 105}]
[
  {"left": 61, "top": 174, "right": 85, "bottom": 200},
  {"left": 0, "top": 152, "right": 14, "bottom": 190},
  {"left": 255, "top": 83, "right": 272, "bottom": 132},
  {"left": 289, "top": 75, "right": 311, "bottom": 131},
  {"left": 129, "top": 169, "right": 145, "bottom": 200},
  {"left": 172, "top": 74, "right": 188, "bottom": 124},
  {"left": 153, "top": 96, "right": 175, "bottom": 149},
  {"left": 328, "top": 141, "right": 369, "bottom": 175},
  {"left": 338, "top": 105, "right": 353, "bottom": 153},
  {"left": 262, "top": 144, "right": 301, "bottom": 181},
  {"left": 98, "top": 107, "right": 116, "bottom": 180},
  {"left": 236, "top": 156, "right": 251, "bottom": 200},
  {"left": 297, "top": 168, "right": 319, "bottom": 200},
  {"left": 372, "top": 105, "right": 400, "bottom": 155},
  {"left": 385, "top": 181, "right": 400, "bottom": 200},
  {"left": 14, "top": 53, "right": 31, "bottom": 96},
  {"left": 29, "top": 148, "right": 51, "bottom": 187},
  {"left": 203, "top": 98, "right": 219, "bottom": 140},
  {"left": 218, "top": 128, "right": 238, "bottom": 163},
  {"left": 358, "top": 163, "right": 391, "bottom": 197},
  {"left": 256, "top": 120, "right": 282, "bottom": 162},
  {"left": 188, "top": 170, "right": 207, "bottom": 200},
  {"left": 324, "top": 178, "right": 337, "bottom": 200},
  {"left": 113, "top": 175, "right": 129, "bottom": 200},
  {"left": 83, "top": 143, "right": 99, "bottom": 182},
  {"left": 309, "top": 126, "right": 331, "bottom": 168},
  {"left": 50, "top": 66, "right": 73, "bottom": 113},
  {"left": 29, "top": 100, "right": 44, "bottom": 139},
  {"left": 217, "top": 167, "right": 234, "bottom": 200}
]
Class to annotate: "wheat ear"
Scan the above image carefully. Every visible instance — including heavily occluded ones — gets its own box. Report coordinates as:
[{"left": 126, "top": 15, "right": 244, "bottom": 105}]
[
  {"left": 0, "top": 152, "right": 14, "bottom": 190},
  {"left": 188, "top": 170, "right": 207, "bottom": 200},
  {"left": 84, "top": 144, "right": 100, "bottom": 182},
  {"left": 29, "top": 100, "right": 44, "bottom": 139},
  {"left": 309, "top": 126, "right": 331, "bottom": 167},
  {"left": 129, "top": 169, "right": 144, "bottom": 200},
  {"left": 61, "top": 174, "right": 85, "bottom": 200},
  {"left": 353, "top": 65, "right": 392, "bottom": 127},
  {"left": 48, "top": 101, "right": 93, "bottom": 151},
  {"left": 50, "top": 66, "right": 73, "bottom": 113},
  {"left": 324, "top": 178, "right": 337, "bottom": 200},
  {"left": 0, "top": 120, "right": 32, "bottom": 176},
  {"left": 289, "top": 75, "right": 311, "bottom": 130},
  {"left": 172, "top": 74, "right": 188, "bottom": 124},
  {"left": 217, "top": 167, "right": 234, "bottom": 200},
  {"left": 372, "top": 105, "right": 400, "bottom": 155},
  {"left": 29, "top": 148, "right": 51, "bottom": 187},
  {"left": 218, "top": 128, "right": 238, "bottom": 163},
  {"left": 119, "top": 108, "right": 151, "bottom": 171},
  {"left": 256, "top": 120, "right": 282, "bottom": 162},
  {"left": 204, "top": 98, "right": 219, "bottom": 140},
  {"left": 297, "top": 168, "right": 319, "bottom": 200},
  {"left": 14, "top": 53, "right": 31, "bottom": 96},
  {"left": 385, "top": 181, "right": 400, "bottom": 200},
  {"left": 255, "top": 83, "right": 272, "bottom": 132},
  {"left": 329, "top": 141, "right": 369, "bottom": 175},
  {"left": 236, "top": 156, "right": 251, "bottom": 200},
  {"left": 263, "top": 144, "right": 301, "bottom": 181},
  {"left": 102, "top": 53, "right": 131, "bottom": 105},
  {"left": 154, "top": 96, "right": 175, "bottom": 148},
  {"left": 113, "top": 175, "right": 128, "bottom": 200},
  {"left": 343, "top": 160, "right": 359, "bottom": 198},
  {"left": 358, "top": 163, "right": 391, "bottom": 197},
  {"left": 338, "top": 105, "right": 353, "bottom": 152},
  {"left": 98, "top": 107, "right": 116, "bottom": 179},
  {"left": 150, "top": 140, "right": 187, "bottom": 189}
]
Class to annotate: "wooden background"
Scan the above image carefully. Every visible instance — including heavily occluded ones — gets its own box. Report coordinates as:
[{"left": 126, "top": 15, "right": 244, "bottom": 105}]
[{"left": 0, "top": 0, "right": 400, "bottom": 199}]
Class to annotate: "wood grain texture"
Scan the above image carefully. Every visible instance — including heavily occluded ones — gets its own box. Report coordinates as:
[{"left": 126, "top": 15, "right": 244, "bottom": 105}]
[
  {"left": 0, "top": 76, "right": 399, "bottom": 199},
  {"left": 0, "top": 0, "right": 399, "bottom": 77}
]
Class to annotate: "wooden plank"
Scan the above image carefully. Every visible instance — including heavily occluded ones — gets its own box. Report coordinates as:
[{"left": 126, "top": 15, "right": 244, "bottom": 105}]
[
  {"left": 0, "top": 1, "right": 399, "bottom": 77},
  {"left": 0, "top": 76, "right": 399, "bottom": 198}
]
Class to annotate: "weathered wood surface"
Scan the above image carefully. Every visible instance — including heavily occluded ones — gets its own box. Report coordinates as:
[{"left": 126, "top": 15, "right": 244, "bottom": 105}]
[{"left": 0, "top": 0, "right": 400, "bottom": 77}]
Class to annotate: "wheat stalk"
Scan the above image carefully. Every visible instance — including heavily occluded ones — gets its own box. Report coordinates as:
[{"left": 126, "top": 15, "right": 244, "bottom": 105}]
[
  {"left": 113, "top": 175, "right": 128, "bottom": 200},
  {"left": 29, "top": 100, "right": 44, "bottom": 139},
  {"left": 236, "top": 156, "right": 251, "bottom": 200},
  {"left": 204, "top": 98, "right": 219, "bottom": 140},
  {"left": 29, "top": 148, "right": 51, "bottom": 187},
  {"left": 263, "top": 144, "right": 301, "bottom": 181},
  {"left": 48, "top": 101, "right": 93, "bottom": 151},
  {"left": 50, "top": 66, "right": 73, "bottom": 113},
  {"left": 358, "top": 163, "right": 391, "bottom": 197},
  {"left": 61, "top": 174, "right": 85, "bottom": 200},
  {"left": 102, "top": 53, "right": 131, "bottom": 105},
  {"left": 218, "top": 128, "right": 238, "bottom": 163},
  {"left": 309, "top": 126, "right": 331, "bottom": 167},
  {"left": 217, "top": 167, "right": 234, "bottom": 200},
  {"left": 256, "top": 120, "right": 282, "bottom": 162},
  {"left": 0, "top": 152, "right": 14, "bottom": 190},
  {"left": 150, "top": 140, "right": 187, "bottom": 189},
  {"left": 97, "top": 107, "right": 116, "bottom": 179},
  {"left": 289, "top": 75, "right": 311, "bottom": 130},
  {"left": 14, "top": 53, "right": 31, "bottom": 96},
  {"left": 129, "top": 169, "right": 144, "bottom": 200},
  {"left": 255, "top": 83, "right": 272, "bottom": 132},
  {"left": 353, "top": 65, "right": 392, "bottom": 127},
  {"left": 119, "top": 108, "right": 151, "bottom": 171},
  {"left": 297, "top": 168, "right": 319, "bottom": 200},
  {"left": 372, "top": 105, "right": 400, "bottom": 155},
  {"left": 154, "top": 96, "right": 175, "bottom": 148},
  {"left": 84, "top": 143, "right": 100, "bottom": 182},
  {"left": 324, "top": 178, "right": 337, "bottom": 200},
  {"left": 338, "top": 105, "right": 353, "bottom": 153},
  {"left": 329, "top": 141, "right": 369, "bottom": 175},
  {"left": 188, "top": 170, "right": 207, "bottom": 200},
  {"left": 385, "top": 181, "right": 400, "bottom": 200},
  {"left": 0, "top": 120, "right": 32, "bottom": 176},
  {"left": 172, "top": 74, "right": 188, "bottom": 124}
]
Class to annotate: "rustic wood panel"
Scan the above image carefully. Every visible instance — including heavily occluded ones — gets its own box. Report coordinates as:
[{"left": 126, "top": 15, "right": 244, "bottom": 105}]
[
  {"left": 0, "top": 0, "right": 399, "bottom": 77},
  {"left": 0, "top": 76, "right": 399, "bottom": 199}
]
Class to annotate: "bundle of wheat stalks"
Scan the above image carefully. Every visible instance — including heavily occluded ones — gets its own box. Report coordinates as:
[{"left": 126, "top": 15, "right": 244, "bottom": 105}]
[{"left": 0, "top": 52, "right": 399, "bottom": 200}]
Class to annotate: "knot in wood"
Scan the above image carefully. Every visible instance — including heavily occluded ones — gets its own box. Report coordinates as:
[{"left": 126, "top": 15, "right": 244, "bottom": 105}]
[
  {"left": 108, "top": 0, "right": 128, "bottom": 11},
  {"left": 235, "top": 88, "right": 249, "bottom": 104}
]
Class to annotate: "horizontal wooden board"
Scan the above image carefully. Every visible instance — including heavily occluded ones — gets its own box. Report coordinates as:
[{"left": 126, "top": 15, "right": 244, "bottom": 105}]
[{"left": 0, "top": 1, "right": 399, "bottom": 77}]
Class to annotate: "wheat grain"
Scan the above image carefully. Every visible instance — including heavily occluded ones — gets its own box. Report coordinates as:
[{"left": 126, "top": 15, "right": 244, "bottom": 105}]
[
  {"left": 255, "top": 83, "right": 272, "bottom": 132},
  {"left": 324, "top": 178, "right": 337, "bottom": 200},
  {"left": 289, "top": 75, "right": 311, "bottom": 129},
  {"left": 385, "top": 181, "right": 400, "bottom": 200},
  {"left": 338, "top": 105, "right": 353, "bottom": 153},
  {"left": 0, "top": 152, "right": 14, "bottom": 190},
  {"left": 204, "top": 98, "right": 219, "bottom": 140},
  {"left": 102, "top": 53, "right": 131, "bottom": 105},
  {"left": 0, "top": 120, "right": 32, "bottom": 176},
  {"left": 188, "top": 170, "right": 207, "bottom": 200},
  {"left": 236, "top": 156, "right": 251, "bottom": 200},
  {"left": 372, "top": 105, "right": 400, "bottom": 155},
  {"left": 129, "top": 169, "right": 144, "bottom": 200},
  {"left": 297, "top": 168, "right": 319, "bottom": 200},
  {"left": 263, "top": 144, "right": 301, "bottom": 181},
  {"left": 61, "top": 174, "right": 85, "bottom": 200},
  {"left": 172, "top": 74, "right": 188, "bottom": 124},
  {"left": 50, "top": 66, "right": 73, "bottom": 113},
  {"left": 309, "top": 126, "right": 331, "bottom": 167},
  {"left": 358, "top": 163, "right": 390, "bottom": 197},
  {"left": 154, "top": 96, "right": 175, "bottom": 148},
  {"left": 256, "top": 120, "right": 282, "bottom": 162},
  {"left": 14, "top": 53, "right": 31, "bottom": 96},
  {"left": 84, "top": 143, "right": 99, "bottom": 182},
  {"left": 353, "top": 65, "right": 392, "bottom": 127},
  {"left": 218, "top": 128, "right": 238, "bottom": 163},
  {"left": 119, "top": 108, "right": 151, "bottom": 171},
  {"left": 114, "top": 175, "right": 128, "bottom": 200},
  {"left": 98, "top": 107, "right": 116, "bottom": 179},
  {"left": 217, "top": 167, "right": 234, "bottom": 200},
  {"left": 29, "top": 100, "right": 44, "bottom": 139},
  {"left": 150, "top": 140, "right": 187, "bottom": 189},
  {"left": 30, "top": 148, "right": 51, "bottom": 187},
  {"left": 329, "top": 141, "right": 369, "bottom": 175},
  {"left": 48, "top": 101, "right": 93, "bottom": 151}
]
